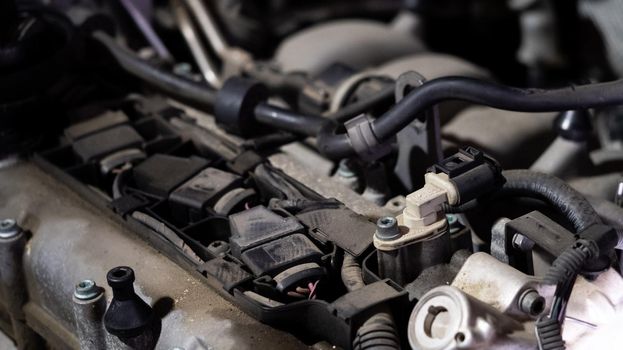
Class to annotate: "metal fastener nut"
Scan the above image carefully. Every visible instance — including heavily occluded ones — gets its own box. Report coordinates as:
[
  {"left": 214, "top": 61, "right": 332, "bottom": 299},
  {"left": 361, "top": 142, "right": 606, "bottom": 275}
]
[
  {"left": 337, "top": 159, "right": 357, "bottom": 178},
  {"left": 512, "top": 233, "right": 535, "bottom": 252},
  {"left": 518, "top": 289, "right": 545, "bottom": 316},
  {"left": 74, "top": 279, "right": 102, "bottom": 301},
  {"left": 0, "top": 219, "right": 20, "bottom": 239},
  {"left": 446, "top": 214, "right": 464, "bottom": 234},
  {"left": 376, "top": 216, "right": 400, "bottom": 241}
]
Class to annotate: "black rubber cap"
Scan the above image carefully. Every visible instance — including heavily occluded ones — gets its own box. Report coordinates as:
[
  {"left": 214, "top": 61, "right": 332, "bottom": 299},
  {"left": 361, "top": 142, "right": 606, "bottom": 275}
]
[
  {"left": 106, "top": 266, "right": 136, "bottom": 290},
  {"left": 104, "top": 266, "right": 155, "bottom": 339},
  {"left": 554, "top": 110, "right": 592, "bottom": 141},
  {"left": 214, "top": 77, "right": 269, "bottom": 137}
]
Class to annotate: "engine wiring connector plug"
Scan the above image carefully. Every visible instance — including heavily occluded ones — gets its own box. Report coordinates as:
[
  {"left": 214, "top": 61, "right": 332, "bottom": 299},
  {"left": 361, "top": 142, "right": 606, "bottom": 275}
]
[
  {"left": 374, "top": 147, "right": 503, "bottom": 250},
  {"left": 373, "top": 147, "right": 504, "bottom": 285},
  {"left": 373, "top": 171, "right": 455, "bottom": 251}
]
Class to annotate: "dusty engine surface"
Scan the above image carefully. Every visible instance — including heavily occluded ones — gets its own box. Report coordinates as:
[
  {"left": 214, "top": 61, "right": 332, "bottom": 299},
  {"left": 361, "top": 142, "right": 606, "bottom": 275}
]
[{"left": 2, "top": 1, "right": 623, "bottom": 349}]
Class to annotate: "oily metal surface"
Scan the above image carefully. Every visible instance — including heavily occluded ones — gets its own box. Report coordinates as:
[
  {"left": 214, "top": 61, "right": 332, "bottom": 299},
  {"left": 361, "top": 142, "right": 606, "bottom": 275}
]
[
  {"left": 268, "top": 152, "right": 392, "bottom": 219},
  {"left": 0, "top": 161, "right": 307, "bottom": 350}
]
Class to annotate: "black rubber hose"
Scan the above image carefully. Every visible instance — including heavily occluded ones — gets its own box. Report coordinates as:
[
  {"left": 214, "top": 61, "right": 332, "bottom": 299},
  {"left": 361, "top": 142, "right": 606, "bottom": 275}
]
[
  {"left": 319, "top": 77, "right": 623, "bottom": 159},
  {"left": 544, "top": 239, "right": 597, "bottom": 286},
  {"left": 92, "top": 31, "right": 217, "bottom": 111},
  {"left": 92, "top": 32, "right": 623, "bottom": 161},
  {"left": 317, "top": 123, "right": 355, "bottom": 160},
  {"left": 343, "top": 254, "right": 399, "bottom": 349},
  {"left": 372, "top": 77, "right": 623, "bottom": 141},
  {"left": 254, "top": 103, "right": 326, "bottom": 137},
  {"left": 442, "top": 199, "right": 481, "bottom": 213},
  {"left": 536, "top": 240, "right": 596, "bottom": 350},
  {"left": 328, "top": 85, "right": 395, "bottom": 123},
  {"left": 500, "top": 170, "right": 601, "bottom": 233},
  {"left": 352, "top": 312, "right": 401, "bottom": 350}
]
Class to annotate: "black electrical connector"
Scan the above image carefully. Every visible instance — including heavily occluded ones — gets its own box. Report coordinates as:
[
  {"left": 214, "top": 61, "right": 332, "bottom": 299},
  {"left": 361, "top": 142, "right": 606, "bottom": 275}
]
[
  {"left": 535, "top": 225, "right": 617, "bottom": 350},
  {"left": 431, "top": 147, "right": 505, "bottom": 205}
]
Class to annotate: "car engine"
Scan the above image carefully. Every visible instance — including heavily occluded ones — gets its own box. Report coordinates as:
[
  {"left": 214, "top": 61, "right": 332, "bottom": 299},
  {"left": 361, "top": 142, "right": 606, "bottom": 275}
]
[{"left": 3, "top": 1, "right": 623, "bottom": 349}]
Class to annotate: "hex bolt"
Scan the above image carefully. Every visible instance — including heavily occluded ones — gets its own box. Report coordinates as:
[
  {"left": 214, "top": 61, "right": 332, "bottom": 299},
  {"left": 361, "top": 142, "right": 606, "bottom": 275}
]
[
  {"left": 336, "top": 159, "right": 361, "bottom": 192},
  {"left": 0, "top": 218, "right": 20, "bottom": 239},
  {"left": 337, "top": 159, "right": 356, "bottom": 178},
  {"left": 376, "top": 216, "right": 400, "bottom": 241},
  {"left": 519, "top": 289, "right": 545, "bottom": 316},
  {"left": 73, "top": 279, "right": 107, "bottom": 350},
  {"left": 512, "top": 233, "right": 535, "bottom": 252},
  {"left": 446, "top": 214, "right": 458, "bottom": 226},
  {"left": 74, "top": 279, "right": 102, "bottom": 301},
  {"left": 173, "top": 62, "right": 192, "bottom": 76},
  {"left": 446, "top": 214, "right": 464, "bottom": 235}
]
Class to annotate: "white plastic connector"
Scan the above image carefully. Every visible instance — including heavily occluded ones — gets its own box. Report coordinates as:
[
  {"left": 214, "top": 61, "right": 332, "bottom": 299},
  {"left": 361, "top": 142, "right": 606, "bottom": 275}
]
[
  {"left": 374, "top": 172, "right": 458, "bottom": 251},
  {"left": 403, "top": 173, "right": 458, "bottom": 227}
]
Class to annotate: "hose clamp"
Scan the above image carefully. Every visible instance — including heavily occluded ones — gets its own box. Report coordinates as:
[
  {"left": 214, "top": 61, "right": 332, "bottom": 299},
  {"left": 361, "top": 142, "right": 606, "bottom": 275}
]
[{"left": 345, "top": 114, "right": 393, "bottom": 161}]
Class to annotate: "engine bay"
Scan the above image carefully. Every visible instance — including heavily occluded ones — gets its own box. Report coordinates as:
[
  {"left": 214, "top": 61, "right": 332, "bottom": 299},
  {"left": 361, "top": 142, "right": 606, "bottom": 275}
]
[{"left": 2, "top": 1, "right": 623, "bottom": 349}]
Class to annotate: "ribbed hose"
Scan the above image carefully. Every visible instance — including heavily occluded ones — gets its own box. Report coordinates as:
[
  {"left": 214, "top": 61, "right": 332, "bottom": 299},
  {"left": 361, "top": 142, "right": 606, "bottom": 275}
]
[
  {"left": 544, "top": 239, "right": 597, "bottom": 286},
  {"left": 343, "top": 256, "right": 400, "bottom": 350},
  {"left": 536, "top": 316, "right": 565, "bottom": 350},
  {"left": 537, "top": 240, "right": 598, "bottom": 350},
  {"left": 352, "top": 312, "right": 401, "bottom": 350},
  {"left": 341, "top": 253, "right": 366, "bottom": 292},
  {"left": 501, "top": 170, "right": 601, "bottom": 233}
]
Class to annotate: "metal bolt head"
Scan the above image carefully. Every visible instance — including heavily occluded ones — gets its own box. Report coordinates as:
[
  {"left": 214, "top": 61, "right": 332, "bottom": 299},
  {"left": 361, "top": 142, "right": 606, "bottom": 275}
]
[
  {"left": 173, "top": 62, "right": 192, "bottom": 76},
  {"left": 446, "top": 214, "right": 464, "bottom": 234},
  {"left": 337, "top": 159, "right": 356, "bottom": 178},
  {"left": 376, "top": 216, "right": 400, "bottom": 241},
  {"left": 74, "top": 279, "right": 102, "bottom": 300},
  {"left": 0, "top": 219, "right": 20, "bottom": 239},
  {"left": 512, "top": 233, "right": 535, "bottom": 252},
  {"left": 519, "top": 289, "right": 545, "bottom": 316}
]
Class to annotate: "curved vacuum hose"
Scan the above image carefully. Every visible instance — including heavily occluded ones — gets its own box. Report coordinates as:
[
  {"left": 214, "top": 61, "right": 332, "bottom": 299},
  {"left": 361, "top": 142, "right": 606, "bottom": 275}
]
[
  {"left": 92, "top": 31, "right": 217, "bottom": 111},
  {"left": 92, "top": 33, "right": 623, "bottom": 160},
  {"left": 372, "top": 77, "right": 623, "bottom": 141},
  {"left": 320, "top": 78, "right": 623, "bottom": 159},
  {"left": 500, "top": 169, "right": 601, "bottom": 233}
]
